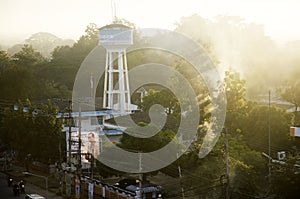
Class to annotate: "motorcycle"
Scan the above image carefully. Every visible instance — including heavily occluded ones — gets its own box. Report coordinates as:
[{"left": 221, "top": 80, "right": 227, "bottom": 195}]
[
  {"left": 19, "top": 180, "right": 25, "bottom": 194},
  {"left": 7, "top": 176, "right": 13, "bottom": 187},
  {"left": 13, "top": 183, "right": 20, "bottom": 196}
]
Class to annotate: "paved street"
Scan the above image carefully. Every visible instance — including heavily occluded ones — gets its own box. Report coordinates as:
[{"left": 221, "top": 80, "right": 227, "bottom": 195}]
[
  {"left": 0, "top": 172, "right": 63, "bottom": 199},
  {"left": 0, "top": 172, "right": 16, "bottom": 198}
]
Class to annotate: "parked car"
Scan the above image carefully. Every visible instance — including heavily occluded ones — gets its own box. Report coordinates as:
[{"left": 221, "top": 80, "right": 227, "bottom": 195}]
[
  {"left": 25, "top": 194, "right": 45, "bottom": 199},
  {"left": 114, "top": 178, "right": 139, "bottom": 189}
]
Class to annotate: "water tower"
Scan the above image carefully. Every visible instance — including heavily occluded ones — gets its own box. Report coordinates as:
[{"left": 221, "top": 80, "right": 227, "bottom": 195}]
[{"left": 99, "top": 23, "right": 133, "bottom": 115}]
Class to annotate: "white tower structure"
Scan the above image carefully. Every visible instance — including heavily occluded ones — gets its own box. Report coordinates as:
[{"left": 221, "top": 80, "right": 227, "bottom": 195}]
[{"left": 99, "top": 24, "right": 133, "bottom": 115}]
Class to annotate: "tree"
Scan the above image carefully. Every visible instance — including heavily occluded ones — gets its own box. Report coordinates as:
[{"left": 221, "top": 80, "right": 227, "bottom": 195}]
[
  {"left": 0, "top": 100, "right": 34, "bottom": 157},
  {"left": 7, "top": 44, "right": 24, "bottom": 56},
  {"left": 0, "top": 100, "right": 63, "bottom": 163},
  {"left": 32, "top": 101, "right": 63, "bottom": 162},
  {"left": 113, "top": 17, "right": 136, "bottom": 29},
  {"left": 139, "top": 89, "right": 179, "bottom": 116},
  {"left": 117, "top": 122, "right": 180, "bottom": 182},
  {"left": 118, "top": 122, "right": 177, "bottom": 153},
  {"left": 7, "top": 32, "right": 74, "bottom": 58},
  {"left": 12, "top": 44, "right": 46, "bottom": 67},
  {"left": 271, "top": 156, "right": 300, "bottom": 199},
  {"left": 173, "top": 70, "right": 271, "bottom": 198},
  {"left": 0, "top": 66, "right": 36, "bottom": 100},
  {"left": 73, "top": 23, "right": 99, "bottom": 54},
  {"left": 0, "top": 50, "right": 11, "bottom": 74},
  {"left": 227, "top": 134, "right": 267, "bottom": 198},
  {"left": 0, "top": 55, "right": 70, "bottom": 101},
  {"left": 224, "top": 70, "right": 246, "bottom": 112},
  {"left": 178, "top": 132, "right": 266, "bottom": 198},
  {"left": 25, "top": 32, "right": 74, "bottom": 57},
  {"left": 45, "top": 23, "right": 99, "bottom": 90},
  {"left": 223, "top": 70, "right": 248, "bottom": 134},
  {"left": 278, "top": 80, "right": 300, "bottom": 126},
  {"left": 242, "top": 105, "right": 292, "bottom": 153}
]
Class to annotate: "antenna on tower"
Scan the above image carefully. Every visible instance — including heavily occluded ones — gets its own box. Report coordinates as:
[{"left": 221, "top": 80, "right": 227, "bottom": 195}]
[{"left": 111, "top": 0, "right": 117, "bottom": 23}]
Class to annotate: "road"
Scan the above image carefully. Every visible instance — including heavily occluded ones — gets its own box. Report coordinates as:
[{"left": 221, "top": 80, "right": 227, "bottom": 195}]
[
  {"left": 0, "top": 172, "right": 16, "bottom": 198},
  {"left": 0, "top": 172, "right": 63, "bottom": 199}
]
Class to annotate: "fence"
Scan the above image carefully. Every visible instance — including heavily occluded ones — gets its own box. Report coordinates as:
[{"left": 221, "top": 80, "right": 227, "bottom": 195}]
[{"left": 63, "top": 173, "right": 137, "bottom": 199}]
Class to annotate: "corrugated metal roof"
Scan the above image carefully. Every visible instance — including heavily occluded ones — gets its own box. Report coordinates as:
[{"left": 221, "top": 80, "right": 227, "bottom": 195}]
[
  {"left": 101, "top": 129, "right": 123, "bottom": 136},
  {"left": 57, "top": 110, "right": 119, "bottom": 118}
]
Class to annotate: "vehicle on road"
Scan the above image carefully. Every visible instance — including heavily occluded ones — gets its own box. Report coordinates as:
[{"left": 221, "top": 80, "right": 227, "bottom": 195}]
[
  {"left": 25, "top": 193, "right": 46, "bottom": 199},
  {"left": 19, "top": 180, "right": 25, "bottom": 194},
  {"left": 7, "top": 176, "right": 13, "bottom": 187},
  {"left": 114, "top": 178, "right": 139, "bottom": 189},
  {"left": 13, "top": 183, "right": 20, "bottom": 196}
]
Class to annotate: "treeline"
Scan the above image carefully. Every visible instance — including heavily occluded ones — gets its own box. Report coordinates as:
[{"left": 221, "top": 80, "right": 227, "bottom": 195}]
[
  {"left": 0, "top": 23, "right": 99, "bottom": 102},
  {"left": 1, "top": 100, "right": 63, "bottom": 163},
  {"left": 0, "top": 23, "right": 100, "bottom": 168}
]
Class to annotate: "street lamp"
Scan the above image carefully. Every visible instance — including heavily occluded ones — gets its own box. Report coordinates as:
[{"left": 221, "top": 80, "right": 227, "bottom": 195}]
[{"left": 23, "top": 171, "right": 48, "bottom": 199}]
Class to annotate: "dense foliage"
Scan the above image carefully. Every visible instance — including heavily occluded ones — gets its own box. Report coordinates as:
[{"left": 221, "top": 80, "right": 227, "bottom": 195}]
[{"left": 0, "top": 100, "right": 63, "bottom": 163}]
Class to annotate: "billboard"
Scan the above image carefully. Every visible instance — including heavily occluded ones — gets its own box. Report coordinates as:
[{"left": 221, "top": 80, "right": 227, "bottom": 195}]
[
  {"left": 81, "top": 131, "right": 100, "bottom": 162},
  {"left": 66, "top": 130, "right": 100, "bottom": 167}
]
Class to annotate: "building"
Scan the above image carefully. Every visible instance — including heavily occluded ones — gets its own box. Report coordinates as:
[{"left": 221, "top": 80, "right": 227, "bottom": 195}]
[{"left": 58, "top": 110, "right": 125, "bottom": 169}]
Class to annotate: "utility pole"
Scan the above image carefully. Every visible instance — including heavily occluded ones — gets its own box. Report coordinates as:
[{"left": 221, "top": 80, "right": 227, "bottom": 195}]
[
  {"left": 78, "top": 104, "right": 82, "bottom": 171},
  {"left": 91, "top": 153, "right": 94, "bottom": 179},
  {"left": 58, "top": 129, "right": 62, "bottom": 166},
  {"left": 68, "top": 100, "right": 72, "bottom": 166},
  {"left": 139, "top": 152, "right": 142, "bottom": 188},
  {"left": 225, "top": 128, "right": 230, "bottom": 199},
  {"left": 177, "top": 153, "right": 185, "bottom": 199},
  {"left": 77, "top": 104, "right": 82, "bottom": 199},
  {"left": 268, "top": 90, "right": 271, "bottom": 183},
  {"left": 137, "top": 152, "right": 142, "bottom": 199}
]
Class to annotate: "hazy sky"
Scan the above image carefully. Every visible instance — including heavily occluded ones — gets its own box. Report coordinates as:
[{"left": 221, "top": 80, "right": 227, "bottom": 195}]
[{"left": 0, "top": 0, "right": 299, "bottom": 45}]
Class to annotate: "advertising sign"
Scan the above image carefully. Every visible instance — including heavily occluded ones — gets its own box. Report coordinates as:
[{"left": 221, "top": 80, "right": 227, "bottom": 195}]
[
  {"left": 81, "top": 132, "right": 99, "bottom": 162},
  {"left": 88, "top": 183, "right": 94, "bottom": 199},
  {"left": 66, "top": 130, "right": 100, "bottom": 168}
]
